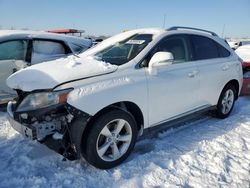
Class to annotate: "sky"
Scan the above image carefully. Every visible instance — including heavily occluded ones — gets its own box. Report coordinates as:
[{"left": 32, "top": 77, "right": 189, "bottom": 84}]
[{"left": 0, "top": 0, "right": 249, "bottom": 37}]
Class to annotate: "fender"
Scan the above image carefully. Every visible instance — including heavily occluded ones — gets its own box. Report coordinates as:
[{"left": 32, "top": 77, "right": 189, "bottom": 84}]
[{"left": 65, "top": 68, "right": 150, "bottom": 128}]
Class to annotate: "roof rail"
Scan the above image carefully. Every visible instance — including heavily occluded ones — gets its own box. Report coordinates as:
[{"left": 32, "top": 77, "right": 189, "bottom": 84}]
[{"left": 167, "top": 26, "right": 218, "bottom": 36}]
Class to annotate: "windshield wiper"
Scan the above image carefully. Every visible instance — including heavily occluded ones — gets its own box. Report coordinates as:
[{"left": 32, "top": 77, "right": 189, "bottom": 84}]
[{"left": 72, "top": 53, "right": 80, "bottom": 58}]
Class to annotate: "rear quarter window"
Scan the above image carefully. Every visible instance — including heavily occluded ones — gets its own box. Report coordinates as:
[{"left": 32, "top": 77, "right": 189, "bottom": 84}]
[{"left": 217, "top": 44, "right": 231, "bottom": 57}]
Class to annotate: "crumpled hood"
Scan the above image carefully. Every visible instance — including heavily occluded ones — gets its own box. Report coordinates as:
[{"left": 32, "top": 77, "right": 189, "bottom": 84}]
[{"left": 7, "top": 56, "right": 118, "bottom": 91}]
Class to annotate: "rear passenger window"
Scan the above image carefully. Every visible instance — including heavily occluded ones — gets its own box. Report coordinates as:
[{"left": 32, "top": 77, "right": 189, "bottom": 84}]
[
  {"left": 191, "top": 35, "right": 219, "bottom": 60},
  {"left": 33, "top": 40, "right": 66, "bottom": 55},
  {"left": 31, "top": 40, "right": 67, "bottom": 64}
]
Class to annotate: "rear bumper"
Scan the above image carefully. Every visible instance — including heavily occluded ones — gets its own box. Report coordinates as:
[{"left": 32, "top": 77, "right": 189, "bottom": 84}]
[
  {"left": 7, "top": 101, "right": 36, "bottom": 139},
  {"left": 241, "top": 78, "right": 250, "bottom": 96}
]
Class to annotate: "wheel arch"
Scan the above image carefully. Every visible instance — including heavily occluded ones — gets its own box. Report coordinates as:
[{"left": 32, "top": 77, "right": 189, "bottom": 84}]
[
  {"left": 223, "top": 79, "right": 240, "bottom": 100},
  {"left": 79, "top": 101, "right": 144, "bottom": 155}
]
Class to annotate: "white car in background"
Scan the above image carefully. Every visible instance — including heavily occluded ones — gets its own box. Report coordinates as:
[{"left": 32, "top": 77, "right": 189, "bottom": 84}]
[
  {"left": 0, "top": 30, "right": 92, "bottom": 104},
  {"left": 228, "top": 41, "right": 239, "bottom": 50},
  {"left": 228, "top": 40, "right": 250, "bottom": 50},
  {"left": 235, "top": 44, "right": 250, "bottom": 65},
  {"left": 7, "top": 27, "right": 242, "bottom": 169}
]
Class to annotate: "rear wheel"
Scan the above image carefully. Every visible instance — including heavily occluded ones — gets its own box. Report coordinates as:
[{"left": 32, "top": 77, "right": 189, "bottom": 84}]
[
  {"left": 216, "top": 84, "right": 236, "bottom": 119},
  {"left": 85, "top": 109, "right": 138, "bottom": 169}
]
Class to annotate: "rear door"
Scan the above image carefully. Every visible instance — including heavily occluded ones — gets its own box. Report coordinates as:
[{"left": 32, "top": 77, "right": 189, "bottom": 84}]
[
  {"left": 189, "top": 35, "right": 233, "bottom": 106},
  {"left": 31, "top": 39, "right": 71, "bottom": 64},
  {"left": 0, "top": 40, "right": 29, "bottom": 101}
]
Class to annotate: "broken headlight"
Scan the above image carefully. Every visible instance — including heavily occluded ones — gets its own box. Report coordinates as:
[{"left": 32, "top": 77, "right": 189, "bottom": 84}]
[{"left": 16, "top": 88, "right": 73, "bottom": 112}]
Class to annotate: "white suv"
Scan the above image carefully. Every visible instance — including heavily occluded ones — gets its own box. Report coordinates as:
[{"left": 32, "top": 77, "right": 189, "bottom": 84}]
[{"left": 7, "top": 27, "right": 243, "bottom": 169}]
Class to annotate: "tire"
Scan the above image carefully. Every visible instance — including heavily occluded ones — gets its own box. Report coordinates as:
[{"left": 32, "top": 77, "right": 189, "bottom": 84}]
[
  {"left": 216, "top": 84, "right": 236, "bottom": 119},
  {"left": 84, "top": 109, "right": 138, "bottom": 169}
]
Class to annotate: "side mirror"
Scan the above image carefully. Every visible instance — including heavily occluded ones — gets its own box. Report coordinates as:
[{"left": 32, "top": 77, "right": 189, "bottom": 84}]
[
  {"left": 148, "top": 52, "right": 174, "bottom": 75},
  {"left": 15, "top": 60, "right": 27, "bottom": 69}
]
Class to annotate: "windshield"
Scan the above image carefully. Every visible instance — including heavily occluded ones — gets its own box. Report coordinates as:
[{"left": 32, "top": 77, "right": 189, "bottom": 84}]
[{"left": 94, "top": 34, "right": 153, "bottom": 65}]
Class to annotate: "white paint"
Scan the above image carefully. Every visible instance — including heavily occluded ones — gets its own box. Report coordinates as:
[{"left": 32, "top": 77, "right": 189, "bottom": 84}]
[{"left": 6, "top": 56, "right": 118, "bottom": 91}]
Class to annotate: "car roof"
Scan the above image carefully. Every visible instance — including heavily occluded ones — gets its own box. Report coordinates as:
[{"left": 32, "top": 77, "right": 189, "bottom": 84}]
[
  {"left": 126, "top": 27, "right": 219, "bottom": 38},
  {"left": 81, "top": 27, "right": 224, "bottom": 58},
  {"left": 0, "top": 30, "right": 92, "bottom": 47}
]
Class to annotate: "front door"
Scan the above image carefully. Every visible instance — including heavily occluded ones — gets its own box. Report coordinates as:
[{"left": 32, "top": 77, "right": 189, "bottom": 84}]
[
  {"left": 145, "top": 35, "right": 201, "bottom": 126},
  {"left": 0, "top": 40, "right": 29, "bottom": 103}
]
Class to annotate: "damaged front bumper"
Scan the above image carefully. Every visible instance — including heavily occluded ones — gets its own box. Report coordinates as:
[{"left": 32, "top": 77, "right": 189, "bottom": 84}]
[
  {"left": 7, "top": 96, "right": 91, "bottom": 160},
  {"left": 7, "top": 101, "right": 64, "bottom": 140},
  {"left": 7, "top": 101, "right": 36, "bottom": 139}
]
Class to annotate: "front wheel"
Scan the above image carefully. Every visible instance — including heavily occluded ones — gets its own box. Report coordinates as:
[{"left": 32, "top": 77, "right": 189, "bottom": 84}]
[
  {"left": 216, "top": 84, "right": 236, "bottom": 119},
  {"left": 85, "top": 109, "right": 138, "bottom": 169}
]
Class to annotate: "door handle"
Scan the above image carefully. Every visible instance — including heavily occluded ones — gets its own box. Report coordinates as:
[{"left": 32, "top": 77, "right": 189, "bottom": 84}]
[
  {"left": 188, "top": 70, "right": 199, "bottom": 78},
  {"left": 222, "top": 64, "right": 229, "bottom": 71}
]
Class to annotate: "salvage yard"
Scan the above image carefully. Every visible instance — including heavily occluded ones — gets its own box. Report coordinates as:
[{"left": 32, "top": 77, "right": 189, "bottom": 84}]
[{"left": 0, "top": 97, "right": 249, "bottom": 188}]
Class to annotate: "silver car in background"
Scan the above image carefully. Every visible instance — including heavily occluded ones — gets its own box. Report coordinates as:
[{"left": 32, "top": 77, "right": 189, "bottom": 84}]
[{"left": 0, "top": 30, "right": 92, "bottom": 104}]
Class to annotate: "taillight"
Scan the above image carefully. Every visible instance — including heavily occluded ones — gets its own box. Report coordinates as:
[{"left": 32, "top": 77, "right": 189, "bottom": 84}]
[{"left": 242, "top": 61, "right": 250, "bottom": 69}]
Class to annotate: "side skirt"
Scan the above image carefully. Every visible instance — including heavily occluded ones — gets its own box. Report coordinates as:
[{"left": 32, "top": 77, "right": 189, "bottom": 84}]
[{"left": 140, "top": 105, "right": 216, "bottom": 140}]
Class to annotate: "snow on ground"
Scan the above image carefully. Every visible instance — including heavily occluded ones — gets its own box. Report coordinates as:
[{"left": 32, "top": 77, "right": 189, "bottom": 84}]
[{"left": 0, "top": 97, "right": 250, "bottom": 188}]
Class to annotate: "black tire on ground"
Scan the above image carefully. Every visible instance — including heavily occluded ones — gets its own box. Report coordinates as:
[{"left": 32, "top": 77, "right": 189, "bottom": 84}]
[
  {"left": 216, "top": 84, "right": 236, "bottom": 119},
  {"left": 84, "top": 109, "right": 138, "bottom": 169}
]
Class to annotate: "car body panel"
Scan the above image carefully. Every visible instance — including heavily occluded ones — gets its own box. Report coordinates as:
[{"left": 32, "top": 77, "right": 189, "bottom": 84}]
[
  {"left": 196, "top": 56, "right": 242, "bottom": 104},
  {"left": 146, "top": 61, "right": 200, "bottom": 126},
  {"left": 7, "top": 56, "right": 118, "bottom": 91},
  {"left": 65, "top": 67, "right": 150, "bottom": 128},
  {"left": 241, "top": 64, "right": 250, "bottom": 95},
  {"left": 241, "top": 77, "right": 250, "bottom": 95}
]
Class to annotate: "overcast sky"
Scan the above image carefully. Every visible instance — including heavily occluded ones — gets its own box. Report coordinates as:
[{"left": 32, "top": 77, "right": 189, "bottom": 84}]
[{"left": 0, "top": 0, "right": 249, "bottom": 37}]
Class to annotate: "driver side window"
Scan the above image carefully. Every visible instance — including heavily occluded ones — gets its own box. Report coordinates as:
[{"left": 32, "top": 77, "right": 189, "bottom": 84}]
[
  {"left": 157, "top": 37, "right": 187, "bottom": 64},
  {"left": 141, "top": 35, "right": 188, "bottom": 67}
]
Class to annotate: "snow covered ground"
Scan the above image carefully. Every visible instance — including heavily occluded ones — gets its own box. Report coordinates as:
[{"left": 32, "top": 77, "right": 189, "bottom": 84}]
[{"left": 0, "top": 97, "right": 249, "bottom": 188}]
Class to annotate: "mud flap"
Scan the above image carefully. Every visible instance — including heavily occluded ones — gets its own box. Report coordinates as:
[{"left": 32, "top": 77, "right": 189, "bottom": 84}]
[{"left": 69, "top": 116, "right": 90, "bottom": 159}]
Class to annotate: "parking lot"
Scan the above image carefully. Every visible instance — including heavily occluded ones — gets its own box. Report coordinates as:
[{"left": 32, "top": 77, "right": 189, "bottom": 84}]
[{"left": 0, "top": 96, "right": 249, "bottom": 187}]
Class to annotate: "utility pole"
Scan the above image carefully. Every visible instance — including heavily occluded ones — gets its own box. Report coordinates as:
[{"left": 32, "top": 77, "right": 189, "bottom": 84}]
[
  {"left": 221, "top": 24, "right": 225, "bottom": 38},
  {"left": 162, "top": 14, "right": 166, "bottom": 29}
]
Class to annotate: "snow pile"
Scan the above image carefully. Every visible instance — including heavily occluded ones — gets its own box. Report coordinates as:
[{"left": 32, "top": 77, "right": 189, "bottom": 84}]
[
  {"left": 6, "top": 56, "right": 118, "bottom": 91},
  {"left": 235, "top": 44, "right": 250, "bottom": 62},
  {"left": 0, "top": 97, "right": 250, "bottom": 187}
]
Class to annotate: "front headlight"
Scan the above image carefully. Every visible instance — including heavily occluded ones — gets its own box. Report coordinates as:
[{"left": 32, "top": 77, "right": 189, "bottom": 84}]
[{"left": 17, "top": 88, "right": 73, "bottom": 112}]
